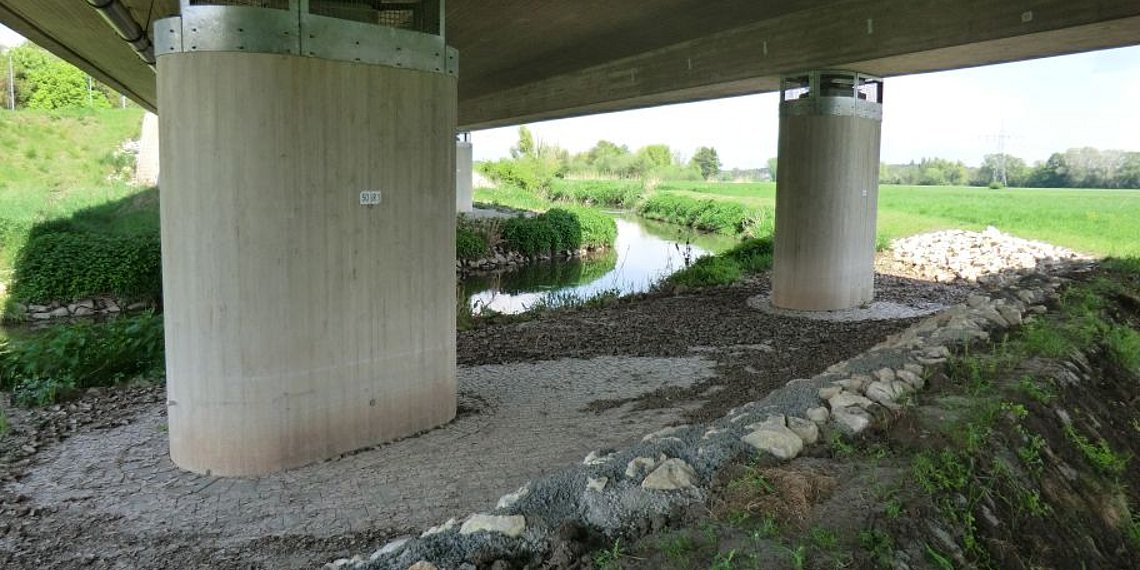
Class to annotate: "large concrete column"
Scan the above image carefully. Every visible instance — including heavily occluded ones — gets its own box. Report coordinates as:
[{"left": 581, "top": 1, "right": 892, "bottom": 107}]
[
  {"left": 456, "top": 133, "right": 474, "bottom": 213},
  {"left": 772, "top": 71, "right": 883, "bottom": 311},
  {"left": 155, "top": 5, "right": 459, "bottom": 476}
]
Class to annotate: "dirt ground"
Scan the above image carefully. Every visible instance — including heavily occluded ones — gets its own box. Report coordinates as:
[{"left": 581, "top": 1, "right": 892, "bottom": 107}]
[{"left": 0, "top": 274, "right": 973, "bottom": 570}]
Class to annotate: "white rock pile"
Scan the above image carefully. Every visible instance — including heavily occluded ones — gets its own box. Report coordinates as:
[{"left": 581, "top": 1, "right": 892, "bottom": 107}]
[{"left": 891, "top": 227, "right": 1088, "bottom": 284}]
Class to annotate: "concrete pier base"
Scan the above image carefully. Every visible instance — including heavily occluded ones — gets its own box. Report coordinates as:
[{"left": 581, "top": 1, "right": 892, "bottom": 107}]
[
  {"left": 158, "top": 51, "right": 457, "bottom": 476},
  {"left": 772, "top": 71, "right": 883, "bottom": 311}
]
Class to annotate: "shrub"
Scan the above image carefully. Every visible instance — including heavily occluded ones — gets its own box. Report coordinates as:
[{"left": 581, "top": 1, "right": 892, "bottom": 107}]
[
  {"left": 502, "top": 216, "right": 560, "bottom": 256},
  {"left": 456, "top": 226, "right": 489, "bottom": 260},
  {"left": 667, "top": 255, "right": 742, "bottom": 288},
  {"left": 10, "top": 230, "right": 162, "bottom": 304},
  {"left": 561, "top": 206, "right": 617, "bottom": 249},
  {"left": 724, "top": 237, "right": 775, "bottom": 273},
  {"left": 637, "top": 193, "right": 771, "bottom": 236},
  {"left": 543, "top": 208, "right": 583, "bottom": 251},
  {"left": 0, "top": 312, "right": 165, "bottom": 406},
  {"left": 665, "top": 237, "right": 774, "bottom": 288}
]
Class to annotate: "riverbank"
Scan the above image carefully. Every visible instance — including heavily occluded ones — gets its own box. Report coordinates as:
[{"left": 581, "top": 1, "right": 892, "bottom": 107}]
[{"left": 0, "top": 267, "right": 975, "bottom": 570}]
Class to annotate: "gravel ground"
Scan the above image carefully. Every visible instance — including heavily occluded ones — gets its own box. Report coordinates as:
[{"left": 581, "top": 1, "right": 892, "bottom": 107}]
[{"left": 0, "top": 272, "right": 974, "bottom": 569}]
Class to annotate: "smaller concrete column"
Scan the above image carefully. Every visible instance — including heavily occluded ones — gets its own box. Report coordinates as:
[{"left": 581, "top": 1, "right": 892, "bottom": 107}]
[
  {"left": 456, "top": 133, "right": 473, "bottom": 213},
  {"left": 135, "top": 111, "right": 160, "bottom": 187},
  {"left": 772, "top": 71, "right": 883, "bottom": 311}
]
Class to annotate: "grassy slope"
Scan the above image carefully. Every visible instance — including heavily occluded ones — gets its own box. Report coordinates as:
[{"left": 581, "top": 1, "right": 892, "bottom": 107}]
[
  {"left": 656, "top": 181, "right": 1140, "bottom": 257},
  {"left": 0, "top": 109, "right": 146, "bottom": 280}
]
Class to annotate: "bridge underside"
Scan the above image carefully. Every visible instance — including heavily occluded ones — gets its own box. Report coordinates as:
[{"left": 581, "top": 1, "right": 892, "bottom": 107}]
[
  {"left": 0, "top": 1, "right": 1138, "bottom": 128},
  {"left": 1, "top": 1, "right": 1138, "bottom": 475}
]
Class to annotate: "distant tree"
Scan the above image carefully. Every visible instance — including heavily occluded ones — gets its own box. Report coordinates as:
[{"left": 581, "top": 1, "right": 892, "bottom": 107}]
[
  {"left": 766, "top": 157, "right": 778, "bottom": 182},
  {"left": 1118, "top": 152, "right": 1140, "bottom": 189},
  {"left": 1028, "top": 152, "right": 1070, "bottom": 188},
  {"left": 976, "top": 153, "right": 1029, "bottom": 187},
  {"left": 636, "top": 144, "right": 673, "bottom": 170},
  {"left": 510, "top": 126, "right": 536, "bottom": 159},
  {"left": 691, "top": 146, "right": 721, "bottom": 180},
  {"left": 7, "top": 43, "right": 111, "bottom": 110}
]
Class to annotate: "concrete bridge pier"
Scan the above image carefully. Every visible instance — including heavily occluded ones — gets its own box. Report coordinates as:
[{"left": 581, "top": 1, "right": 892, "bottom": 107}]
[
  {"left": 155, "top": 4, "right": 459, "bottom": 476},
  {"left": 456, "top": 133, "right": 473, "bottom": 213},
  {"left": 772, "top": 71, "right": 883, "bottom": 311}
]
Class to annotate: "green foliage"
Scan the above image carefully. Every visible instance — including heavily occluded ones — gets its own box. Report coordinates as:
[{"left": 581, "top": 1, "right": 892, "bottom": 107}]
[
  {"left": 637, "top": 193, "right": 771, "bottom": 236},
  {"left": 859, "top": 529, "right": 895, "bottom": 567},
  {"left": 545, "top": 179, "right": 645, "bottom": 207},
  {"left": 7, "top": 44, "right": 112, "bottom": 110},
  {"left": 543, "top": 208, "right": 583, "bottom": 251},
  {"left": 0, "top": 313, "right": 165, "bottom": 406},
  {"left": 0, "top": 407, "right": 6, "bottom": 436},
  {"left": 593, "top": 538, "right": 624, "bottom": 570},
  {"left": 664, "top": 237, "right": 772, "bottom": 289},
  {"left": 455, "top": 226, "right": 488, "bottom": 260},
  {"left": 1063, "top": 423, "right": 1130, "bottom": 478},
  {"left": 10, "top": 226, "right": 161, "bottom": 304},
  {"left": 691, "top": 146, "right": 721, "bottom": 180},
  {"left": 562, "top": 206, "right": 617, "bottom": 249},
  {"left": 1105, "top": 324, "right": 1140, "bottom": 374},
  {"left": 667, "top": 255, "right": 742, "bottom": 288},
  {"left": 502, "top": 216, "right": 560, "bottom": 257}
]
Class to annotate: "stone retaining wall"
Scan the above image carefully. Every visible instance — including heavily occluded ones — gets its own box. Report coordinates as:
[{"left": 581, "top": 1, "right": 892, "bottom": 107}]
[{"left": 13, "top": 297, "right": 154, "bottom": 322}]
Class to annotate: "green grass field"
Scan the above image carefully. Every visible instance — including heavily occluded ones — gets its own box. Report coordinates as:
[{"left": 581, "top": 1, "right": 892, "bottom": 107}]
[
  {"left": 0, "top": 109, "right": 147, "bottom": 280},
  {"left": 655, "top": 181, "right": 1140, "bottom": 257}
]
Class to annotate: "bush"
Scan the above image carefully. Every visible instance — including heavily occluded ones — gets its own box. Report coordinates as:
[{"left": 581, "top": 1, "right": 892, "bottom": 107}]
[
  {"left": 666, "top": 237, "right": 774, "bottom": 288},
  {"left": 543, "top": 208, "right": 584, "bottom": 251},
  {"left": 561, "top": 206, "right": 617, "bottom": 249},
  {"left": 0, "top": 312, "right": 165, "bottom": 406},
  {"left": 724, "top": 237, "right": 775, "bottom": 273},
  {"left": 10, "top": 230, "right": 162, "bottom": 304},
  {"left": 637, "top": 193, "right": 772, "bottom": 236},
  {"left": 502, "top": 216, "right": 561, "bottom": 256},
  {"left": 667, "top": 256, "right": 742, "bottom": 288},
  {"left": 456, "top": 226, "right": 489, "bottom": 260},
  {"left": 546, "top": 180, "right": 645, "bottom": 207}
]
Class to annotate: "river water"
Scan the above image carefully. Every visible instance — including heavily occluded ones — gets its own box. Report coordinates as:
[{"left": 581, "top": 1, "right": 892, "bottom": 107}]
[{"left": 459, "top": 215, "right": 738, "bottom": 314}]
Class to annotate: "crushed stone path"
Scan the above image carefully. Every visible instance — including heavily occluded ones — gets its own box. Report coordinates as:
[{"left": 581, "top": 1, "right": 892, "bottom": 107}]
[{"left": 3, "top": 356, "right": 714, "bottom": 569}]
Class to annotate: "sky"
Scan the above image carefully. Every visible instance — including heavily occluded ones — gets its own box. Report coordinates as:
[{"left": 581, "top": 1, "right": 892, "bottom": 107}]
[
  {"left": 472, "top": 45, "right": 1140, "bottom": 169},
  {"left": 3, "top": 22, "right": 1137, "bottom": 168}
]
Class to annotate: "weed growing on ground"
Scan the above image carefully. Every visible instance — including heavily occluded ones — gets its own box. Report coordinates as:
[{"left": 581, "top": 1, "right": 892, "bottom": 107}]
[
  {"left": 1104, "top": 324, "right": 1140, "bottom": 373},
  {"left": 829, "top": 432, "right": 857, "bottom": 457},
  {"left": 709, "top": 549, "right": 738, "bottom": 570},
  {"left": 0, "top": 408, "right": 7, "bottom": 436},
  {"left": 659, "top": 534, "right": 696, "bottom": 562},
  {"left": 1063, "top": 423, "right": 1130, "bottom": 478},
  {"left": 1017, "top": 375, "right": 1055, "bottom": 404},
  {"left": 782, "top": 544, "right": 807, "bottom": 570},
  {"left": 593, "top": 538, "right": 625, "bottom": 570},
  {"left": 924, "top": 544, "right": 955, "bottom": 570},
  {"left": 0, "top": 312, "right": 165, "bottom": 406},
  {"left": 751, "top": 516, "right": 780, "bottom": 540},
  {"left": 808, "top": 527, "right": 839, "bottom": 551},
  {"left": 859, "top": 529, "right": 895, "bottom": 567},
  {"left": 1128, "top": 515, "right": 1140, "bottom": 549}
]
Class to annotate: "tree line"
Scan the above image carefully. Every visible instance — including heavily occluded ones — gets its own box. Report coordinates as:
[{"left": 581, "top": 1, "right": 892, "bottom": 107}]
[
  {"left": 480, "top": 126, "right": 725, "bottom": 189},
  {"left": 1, "top": 43, "right": 124, "bottom": 110},
  {"left": 878, "top": 150, "right": 1140, "bottom": 189}
]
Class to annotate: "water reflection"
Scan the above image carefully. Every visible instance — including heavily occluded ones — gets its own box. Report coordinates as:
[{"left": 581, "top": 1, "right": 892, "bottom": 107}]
[{"left": 460, "top": 216, "right": 736, "bottom": 314}]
